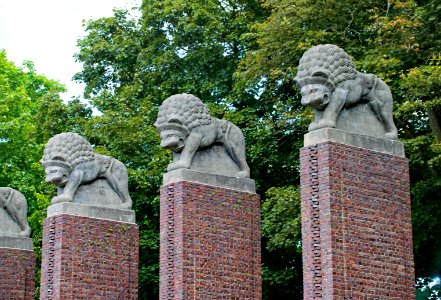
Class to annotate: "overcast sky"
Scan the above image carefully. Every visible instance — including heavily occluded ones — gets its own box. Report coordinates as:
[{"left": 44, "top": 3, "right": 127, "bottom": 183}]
[{"left": 0, "top": 0, "right": 139, "bottom": 101}]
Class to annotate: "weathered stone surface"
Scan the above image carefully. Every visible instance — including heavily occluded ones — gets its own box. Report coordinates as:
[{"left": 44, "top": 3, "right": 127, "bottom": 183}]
[
  {"left": 40, "top": 214, "right": 138, "bottom": 299},
  {"left": 47, "top": 202, "right": 136, "bottom": 223},
  {"left": 0, "top": 187, "right": 31, "bottom": 237},
  {"left": 72, "top": 179, "right": 124, "bottom": 208},
  {"left": 300, "top": 142, "right": 415, "bottom": 299},
  {"left": 160, "top": 180, "right": 261, "bottom": 299},
  {"left": 155, "top": 94, "right": 251, "bottom": 178},
  {"left": 295, "top": 44, "right": 398, "bottom": 140},
  {"left": 304, "top": 128, "right": 405, "bottom": 157},
  {"left": 41, "top": 132, "right": 133, "bottom": 209},
  {"left": 0, "top": 236, "right": 33, "bottom": 250},
  {"left": 163, "top": 168, "right": 256, "bottom": 193}
]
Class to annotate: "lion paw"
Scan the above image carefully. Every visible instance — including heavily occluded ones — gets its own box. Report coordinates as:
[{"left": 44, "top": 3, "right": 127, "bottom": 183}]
[
  {"left": 384, "top": 131, "right": 398, "bottom": 140},
  {"left": 235, "top": 170, "right": 250, "bottom": 178},
  {"left": 52, "top": 195, "right": 72, "bottom": 204},
  {"left": 308, "top": 122, "right": 318, "bottom": 132},
  {"left": 121, "top": 201, "right": 132, "bottom": 209},
  {"left": 316, "top": 119, "right": 336, "bottom": 129},
  {"left": 167, "top": 161, "right": 190, "bottom": 172},
  {"left": 19, "top": 227, "right": 31, "bottom": 237}
]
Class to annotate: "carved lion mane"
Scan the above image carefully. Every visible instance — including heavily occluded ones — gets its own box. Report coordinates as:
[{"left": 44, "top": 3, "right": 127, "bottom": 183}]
[{"left": 40, "top": 132, "right": 94, "bottom": 173}]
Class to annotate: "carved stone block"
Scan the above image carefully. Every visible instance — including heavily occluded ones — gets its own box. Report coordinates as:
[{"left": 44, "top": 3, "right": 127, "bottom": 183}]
[
  {"left": 295, "top": 44, "right": 398, "bottom": 140},
  {"left": 0, "top": 188, "right": 31, "bottom": 238},
  {"left": 155, "top": 94, "right": 251, "bottom": 178},
  {"left": 40, "top": 132, "right": 133, "bottom": 209}
]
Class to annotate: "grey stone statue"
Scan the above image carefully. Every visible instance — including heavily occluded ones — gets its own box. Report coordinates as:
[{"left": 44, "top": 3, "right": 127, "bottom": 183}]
[
  {"left": 154, "top": 93, "right": 250, "bottom": 178},
  {"left": 295, "top": 44, "right": 398, "bottom": 140},
  {"left": 0, "top": 188, "right": 31, "bottom": 237},
  {"left": 40, "top": 132, "right": 132, "bottom": 209}
]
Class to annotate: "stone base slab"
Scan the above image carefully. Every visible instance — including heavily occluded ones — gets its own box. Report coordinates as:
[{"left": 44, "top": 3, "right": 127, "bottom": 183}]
[
  {"left": 47, "top": 202, "right": 136, "bottom": 223},
  {"left": 0, "top": 236, "right": 33, "bottom": 250},
  {"left": 163, "top": 168, "right": 256, "bottom": 193},
  {"left": 0, "top": 247, "right": 36, "bottom": 299},
  {"left": 304, "top": 128, "right": 405, "bottom": 157},
  {"left": 300, "top": 141, "right": 415, "bottom": 299},
  {"left": 160, "top": 180, "right": 261, "bottom": 299},
  {"left": 40, "top": 214, "right": 138, "bottom": 299}
]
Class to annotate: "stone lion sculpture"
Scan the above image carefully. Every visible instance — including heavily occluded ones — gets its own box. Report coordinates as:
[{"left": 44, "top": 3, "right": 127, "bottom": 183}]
[
  {"left": 40, "top": 132, "right": 132, "bottom": 209},
  {"left": 294, "top": 44, "right": 398, "bottom": 140},
  {"left": 154, "top": 93, "right": 250, "bottom": 178},
  {"left": 0, "top": 187, "right": 31, "bottom": 237}
]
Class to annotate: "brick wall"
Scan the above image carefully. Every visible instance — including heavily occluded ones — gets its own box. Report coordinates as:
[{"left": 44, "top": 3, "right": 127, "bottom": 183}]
[
  {"left": 300, "top": 142, "right": 415, "bottom": 299},
  {"left": 40, "top": 214, "right": 138, "bottom": 299},
  {"left": 160, "top": 181, "right": 261, "bottom": 300},
  {"left": 0, "top": 247, "right": 35, "bottom": 299}
]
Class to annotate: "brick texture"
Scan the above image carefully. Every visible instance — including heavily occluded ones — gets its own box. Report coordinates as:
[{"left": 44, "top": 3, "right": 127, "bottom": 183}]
[
  {"left": 39, "top": 214, "right": 138, "bottom": 300},
  {"left": 0, "top": 247, "right": 35, "bottom": 299},
  {"left": 160, "top": 181, "right": 261, "bottom": 300},
  {"left": 300, "top": 142, "right": 415, "bottom": 299}
]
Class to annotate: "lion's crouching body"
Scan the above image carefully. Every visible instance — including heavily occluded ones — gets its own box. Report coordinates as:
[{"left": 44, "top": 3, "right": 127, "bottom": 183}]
[
  {"left": 316, "top": 73, "right": 397, "bottom": 139},
  {"left": 41, "top": 132, "right": 133, "bottom": 209},
  {"left": 295, "top": 44, "right": 398, "bottom": 140},
  {"left": 55, "top": 154, "right": 132, "bottom": 208},
  {"left": 155, "top": 94, "right": 250, "bottom": 178},
  {"left": 0, "top": 187, "right": 31, "bottom": 237}
]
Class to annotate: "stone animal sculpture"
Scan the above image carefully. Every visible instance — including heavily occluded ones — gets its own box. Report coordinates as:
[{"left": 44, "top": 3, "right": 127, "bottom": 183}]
[
  {"left": 295, "top": 44, "right": 398, "bottom": 140},
  {"left": 0, "top": 187, "right": 31, "bottom": 237},
  {"left": 40, "top": 132, "right": 132, "bottom": 209},
  {"left": 154, "top": 93, "right": 251, "bottom": 178}
]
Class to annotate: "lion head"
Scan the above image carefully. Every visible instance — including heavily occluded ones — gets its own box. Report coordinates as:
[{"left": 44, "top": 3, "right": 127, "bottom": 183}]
[
  {"left": 295, "top": 44, "right": 357, "bottom": 110},
  {"left": 154, "top": 94, "right": 212, "bottom": 151},
  {"left": 40, "top": 132, "right": 94, "bottom": 185}
]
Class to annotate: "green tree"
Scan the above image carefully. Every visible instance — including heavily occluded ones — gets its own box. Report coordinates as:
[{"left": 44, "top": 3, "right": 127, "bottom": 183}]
[
  {"left": 74, "top": 0, "right": 441, "bottom": 297},
  {"left": 75, "top": 2, "right": 267, "bottom": 296},
  {"left": 0, "top": 50, "right": 91, "bottom": 297},
  {"left": 237, "top": 0, "right": 441, "bottom": 295}
]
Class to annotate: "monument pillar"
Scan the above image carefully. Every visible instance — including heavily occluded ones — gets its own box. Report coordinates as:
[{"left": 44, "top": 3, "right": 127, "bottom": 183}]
[
  {"left": 39, "top": 203, "right": 138, "bottom": 299},
  {"left": 159, "top": 169, "right": 261, "bottom": 299},
  {"left": 300, "top": 129, "right": 415, "bottom": 299},
  {"left": 294, "top": 44, "right": 415, "bottom": 298},
  {"left": 0, "top": 237, "right": 35, "bottom": 299},
  {"left": 155, "top": 94, "right": 261, "bottom": 299},
  {"left": 39, "top": 132, "right": 138, "bottom": 299}
]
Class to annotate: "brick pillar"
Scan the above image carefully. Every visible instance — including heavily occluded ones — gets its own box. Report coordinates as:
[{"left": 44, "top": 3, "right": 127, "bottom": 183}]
[
  {"left": 159, "top": 169, "right": 261, "bottom": 300},
  {"left": 300, "top": 128, "right": 415, "bottom": 299},
  {"left": 39, "top": 203, "right": 138, "bottom": 300},
  {"left": 0, "top": 237, "right": 35, "bottom": 299}
]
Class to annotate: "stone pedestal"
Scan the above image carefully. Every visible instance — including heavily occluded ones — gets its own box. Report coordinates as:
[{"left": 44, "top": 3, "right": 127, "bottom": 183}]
[
  {"left": 300, "top": 128, "right": 415, "bottom": 299},
  {"left": 0, "top": 237, "right": 35, "bottom": 300},
  {"left": 160, "top": 169, "right": 261, "bottom": 300},
  {"left": 39, "top": 203, "right": 138, "bottom": 300}
]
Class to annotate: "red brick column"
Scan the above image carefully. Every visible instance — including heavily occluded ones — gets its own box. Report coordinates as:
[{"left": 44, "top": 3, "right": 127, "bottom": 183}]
[
  {"left": 39, "top": 208, "right": 138, "bottom": 300},
  {"left": 300, "top": 141, "right": 415, "bottom": 299},
  {"left": 159, "top": 174, "right": 261, "bottom": 299},
  {"left": 0, "top": 246, "right": 35, "bottom": 299}
]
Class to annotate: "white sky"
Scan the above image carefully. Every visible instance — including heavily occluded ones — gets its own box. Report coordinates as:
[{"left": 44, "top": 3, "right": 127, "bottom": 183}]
[{"left": 0, "top": 0, "right": 139, "bottom": 101}]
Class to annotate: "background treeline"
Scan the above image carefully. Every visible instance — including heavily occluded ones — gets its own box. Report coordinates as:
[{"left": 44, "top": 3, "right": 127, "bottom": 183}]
[{"left": 1, "top": 0, "right": 440, "bottom": 298}]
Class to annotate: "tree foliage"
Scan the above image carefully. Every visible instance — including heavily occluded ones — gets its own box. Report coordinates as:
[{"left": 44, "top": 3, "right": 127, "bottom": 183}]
[
  {"left": 72, "top": 0, "right": 441, "bottom": 297},
  {"left": 0, "top": 50, "right": 91, "bottom": 297}
]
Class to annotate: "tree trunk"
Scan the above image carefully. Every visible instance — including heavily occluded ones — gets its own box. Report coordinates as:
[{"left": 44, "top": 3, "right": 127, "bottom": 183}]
[{"left": 428, "top": 107, "right": 441, "bottom": 142}]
